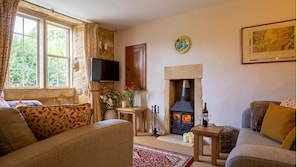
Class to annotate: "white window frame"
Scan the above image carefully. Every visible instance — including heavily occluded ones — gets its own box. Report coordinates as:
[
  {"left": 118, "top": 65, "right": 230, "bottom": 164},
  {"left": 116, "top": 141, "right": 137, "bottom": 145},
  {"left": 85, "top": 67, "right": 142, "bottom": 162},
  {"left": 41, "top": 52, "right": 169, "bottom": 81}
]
[
  {"left": 45, "top": 21, "right": 71, "bottom": 88},
  {"left": 7, "top": 12, "right": 72, "bottom": 89}
]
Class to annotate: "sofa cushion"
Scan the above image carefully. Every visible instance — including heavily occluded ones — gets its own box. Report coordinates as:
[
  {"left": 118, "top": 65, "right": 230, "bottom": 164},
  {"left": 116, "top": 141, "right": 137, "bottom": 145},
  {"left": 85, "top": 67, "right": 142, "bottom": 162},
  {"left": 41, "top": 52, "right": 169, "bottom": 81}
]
[
  {"left": 0, "top": 108, "right": 37, "bottom": 156},
  {"left": 250, "top": 101, "right": 280, "bottom": 131},
  {"left": 260, "top": 103, "right": 296, "bottom": 142},
  {"left": 281, "top": 127, "right": 296, "bottom": 150},
  {"left": 18, "top": 103, "right": 92, "bottom": 140},
  {"left": 236, "top": 128, "right": 281, "bottom": 148}
]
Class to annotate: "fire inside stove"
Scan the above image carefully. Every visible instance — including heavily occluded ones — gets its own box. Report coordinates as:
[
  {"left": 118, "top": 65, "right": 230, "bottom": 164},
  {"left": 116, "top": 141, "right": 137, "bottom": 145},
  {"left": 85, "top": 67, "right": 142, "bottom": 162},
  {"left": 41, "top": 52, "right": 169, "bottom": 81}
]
[
  {"left": 182, "top": 114, "right": 192, "bottom": 124},
  {"left": 173, "top": 113, "right": 181, "bottom": 123},
  {"left": 170, "top": 80, "right": 195, "bottom": 135}
]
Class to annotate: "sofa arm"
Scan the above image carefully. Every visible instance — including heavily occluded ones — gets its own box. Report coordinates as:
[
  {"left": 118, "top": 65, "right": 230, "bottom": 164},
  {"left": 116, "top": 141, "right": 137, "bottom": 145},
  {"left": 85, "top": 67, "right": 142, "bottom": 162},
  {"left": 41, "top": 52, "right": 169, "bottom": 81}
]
[
  {"left": 0, "top": 119, "right": 133, "bottom": 167},
  {"left": 241, "top": 108, "right": 251, "bottom": 128},
  {"left": 226, "top": 144, "right": 296, "bottom": 167}
]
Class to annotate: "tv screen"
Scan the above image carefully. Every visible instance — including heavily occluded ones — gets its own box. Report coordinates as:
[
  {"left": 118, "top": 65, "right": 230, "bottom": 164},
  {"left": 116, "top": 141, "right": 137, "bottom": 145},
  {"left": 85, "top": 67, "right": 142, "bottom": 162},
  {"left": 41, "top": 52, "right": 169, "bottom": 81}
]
[{"left": 91, "top": 58, "right": 119, "bottom": 81}]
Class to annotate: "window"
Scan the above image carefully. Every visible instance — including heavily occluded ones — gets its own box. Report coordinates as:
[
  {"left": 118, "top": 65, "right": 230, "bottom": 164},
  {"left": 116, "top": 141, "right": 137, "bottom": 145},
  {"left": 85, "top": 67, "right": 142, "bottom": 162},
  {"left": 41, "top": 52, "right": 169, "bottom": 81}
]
[
  {"left": 8, "top": 14, "right": 71, "bottom": 88},
  {"left": 9, "top": 15, "right": 38, "bottom": 87},
  {"left": 46, "top": 23, "right": 70, "bottom": 87}
]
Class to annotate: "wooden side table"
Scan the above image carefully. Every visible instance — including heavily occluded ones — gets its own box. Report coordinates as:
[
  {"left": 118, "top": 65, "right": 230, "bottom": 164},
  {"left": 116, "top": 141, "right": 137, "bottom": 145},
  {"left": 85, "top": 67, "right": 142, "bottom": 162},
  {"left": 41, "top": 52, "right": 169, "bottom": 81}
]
[
  {"left": 116, "top": 107, "right": 147, "bottom": 136},
  {"left": 191, "top": 125, "right": 223, "bottom": 166}
]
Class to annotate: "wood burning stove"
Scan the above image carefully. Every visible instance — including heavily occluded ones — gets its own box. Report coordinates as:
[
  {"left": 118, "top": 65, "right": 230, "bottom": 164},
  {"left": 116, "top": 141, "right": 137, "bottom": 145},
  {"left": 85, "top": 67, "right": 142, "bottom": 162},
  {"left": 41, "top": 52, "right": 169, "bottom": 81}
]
[{"left": 170, "top": 80, "right": 195, "bottom": 135}]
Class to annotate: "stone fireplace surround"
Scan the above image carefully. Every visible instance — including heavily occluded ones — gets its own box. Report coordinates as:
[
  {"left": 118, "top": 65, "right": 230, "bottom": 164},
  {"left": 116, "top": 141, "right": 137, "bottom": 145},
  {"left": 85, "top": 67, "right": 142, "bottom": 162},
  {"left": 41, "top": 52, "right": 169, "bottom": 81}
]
[{"left": 164, "top": 64, "right": 203, "bottom": 134}]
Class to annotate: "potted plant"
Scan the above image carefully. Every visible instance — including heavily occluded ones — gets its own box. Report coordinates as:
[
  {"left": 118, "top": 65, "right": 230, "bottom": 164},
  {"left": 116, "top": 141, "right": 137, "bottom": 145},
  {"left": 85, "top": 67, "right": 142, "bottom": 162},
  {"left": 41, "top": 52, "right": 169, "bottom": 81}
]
[
  {"left": 124, "top": 83, "right": 138, "bottom": 108},
  {"left": 99, "top": 86, "right": 121, "bottom": 119}
]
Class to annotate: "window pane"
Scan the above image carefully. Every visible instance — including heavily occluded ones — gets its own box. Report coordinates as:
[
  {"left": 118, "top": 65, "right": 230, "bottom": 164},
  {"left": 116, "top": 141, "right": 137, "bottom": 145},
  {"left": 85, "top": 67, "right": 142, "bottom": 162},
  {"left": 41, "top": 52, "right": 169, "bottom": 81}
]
[
  {"left": 9, "top": 69, "right": 23, "bottom": 87},
  {"left": 9, "top": 51, "right": 23, "bottom": 69},
  {"left": 9, "top": 15, "right": 38, "bottom": 88},
  {"left": 24, "top": 18, "right": 37, "bottom": 37},
  {"left": 23, "top": 69, "right": 37, "bottom": 86},
  {"left": 14, "top": 16, "right": 23, "bottom": 34},
  {"left": 12, "top": 34, "right": 23, "bottom": 51},
  {"left": 24, "top": 36, "right": 37, "bottom": 53},
  {"left": 24, "top": 53, "right": 37, "bottom": 69},
  {"left": 47, "top": 57, "right": 68, "bottom": 87},
  {"left": 47, "top": 24, "right": 67, "bottom": 56}
]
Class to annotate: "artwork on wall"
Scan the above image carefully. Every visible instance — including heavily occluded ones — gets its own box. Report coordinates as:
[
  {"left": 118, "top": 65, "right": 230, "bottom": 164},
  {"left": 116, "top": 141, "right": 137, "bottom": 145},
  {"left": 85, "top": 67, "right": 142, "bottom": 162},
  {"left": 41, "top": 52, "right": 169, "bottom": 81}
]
[
  {"left": 174, "top": 36, "right": 191, "bottom": 54},
  {"left": 241, "top": 19, "right": 296, "bottom": 64}
]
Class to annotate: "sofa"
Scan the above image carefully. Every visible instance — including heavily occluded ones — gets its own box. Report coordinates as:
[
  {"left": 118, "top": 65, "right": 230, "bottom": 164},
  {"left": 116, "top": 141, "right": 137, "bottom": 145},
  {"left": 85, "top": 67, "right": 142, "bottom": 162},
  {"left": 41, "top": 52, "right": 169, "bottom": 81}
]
[
  {"left": 226, "top": 100, "right": 296, "bottom": 167},
  {"left": 0, "top": 102, "right": 133, "bottom": 167}
]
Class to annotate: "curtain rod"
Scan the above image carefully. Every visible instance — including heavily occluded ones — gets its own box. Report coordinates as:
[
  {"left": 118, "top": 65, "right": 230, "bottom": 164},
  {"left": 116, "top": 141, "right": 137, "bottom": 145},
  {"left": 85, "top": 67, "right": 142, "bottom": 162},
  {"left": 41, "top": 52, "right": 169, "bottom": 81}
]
[{"left": 22, "top": 0, "right": 89, "bottom": 23}]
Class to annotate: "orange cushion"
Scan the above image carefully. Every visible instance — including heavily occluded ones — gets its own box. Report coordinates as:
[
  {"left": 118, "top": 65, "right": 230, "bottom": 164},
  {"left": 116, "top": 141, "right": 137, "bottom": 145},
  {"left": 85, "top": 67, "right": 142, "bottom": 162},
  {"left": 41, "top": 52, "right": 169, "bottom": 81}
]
[
  {"left": 18, "top": 103, "right": 92, "bottom": 140},
  {"left": 282, "top": 127, "right": 296, "bottom": 150},
  {"left": 260, "top": 103, "right": 296, "bottom": 142}
]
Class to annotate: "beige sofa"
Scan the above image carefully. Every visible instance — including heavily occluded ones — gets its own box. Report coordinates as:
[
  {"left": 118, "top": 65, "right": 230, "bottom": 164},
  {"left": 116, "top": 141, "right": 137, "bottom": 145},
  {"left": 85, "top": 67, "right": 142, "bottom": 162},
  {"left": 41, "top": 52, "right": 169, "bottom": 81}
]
[
  {"left": 226, "top": 101, "right": 296, "bottom": 167},
  {"left": 0, "top": 106, "right": 133, "bottom": 167}
]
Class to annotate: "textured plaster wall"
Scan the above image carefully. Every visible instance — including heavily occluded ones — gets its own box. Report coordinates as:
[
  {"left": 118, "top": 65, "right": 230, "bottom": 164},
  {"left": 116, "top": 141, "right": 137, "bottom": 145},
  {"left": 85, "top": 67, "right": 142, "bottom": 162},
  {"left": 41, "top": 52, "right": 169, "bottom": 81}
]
[{"left": 114, "top": 0, "right": 296, "bottom": 130}]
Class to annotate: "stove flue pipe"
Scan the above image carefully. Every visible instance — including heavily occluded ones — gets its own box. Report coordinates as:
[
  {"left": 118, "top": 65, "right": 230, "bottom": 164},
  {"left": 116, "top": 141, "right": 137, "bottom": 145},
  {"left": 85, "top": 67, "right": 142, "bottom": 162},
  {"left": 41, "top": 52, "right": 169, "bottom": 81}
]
[{"left": 181, "top": 80, "right": 190, "bottom": 101}]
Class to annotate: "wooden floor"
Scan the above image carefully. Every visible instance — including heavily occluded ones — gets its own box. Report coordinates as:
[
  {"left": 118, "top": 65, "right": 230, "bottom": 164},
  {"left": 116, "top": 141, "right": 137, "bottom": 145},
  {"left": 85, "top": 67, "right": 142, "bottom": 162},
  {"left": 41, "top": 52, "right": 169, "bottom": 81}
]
[{"left": 134, "top": 132, "right": 228, "bottom": 167}]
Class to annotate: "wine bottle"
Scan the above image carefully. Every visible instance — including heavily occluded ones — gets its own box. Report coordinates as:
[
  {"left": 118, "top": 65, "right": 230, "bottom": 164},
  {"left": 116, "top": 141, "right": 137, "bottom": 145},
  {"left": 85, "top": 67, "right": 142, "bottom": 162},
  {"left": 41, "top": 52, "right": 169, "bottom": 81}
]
[{"left": 202, "top": 102, "right": 208, "bottom": 127}]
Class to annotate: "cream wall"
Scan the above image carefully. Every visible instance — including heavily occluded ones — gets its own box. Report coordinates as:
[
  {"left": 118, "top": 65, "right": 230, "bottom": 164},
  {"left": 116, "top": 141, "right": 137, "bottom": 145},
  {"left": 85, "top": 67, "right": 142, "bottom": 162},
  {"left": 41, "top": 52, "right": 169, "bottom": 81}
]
[{"left": 114, "top": 0, "right": 296, "bottom": 130}]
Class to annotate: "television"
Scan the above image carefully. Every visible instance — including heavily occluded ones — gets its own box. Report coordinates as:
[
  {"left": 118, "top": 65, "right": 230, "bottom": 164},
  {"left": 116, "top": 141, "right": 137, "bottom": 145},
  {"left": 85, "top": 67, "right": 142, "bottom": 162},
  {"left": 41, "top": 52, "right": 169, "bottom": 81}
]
[{"left": 91, "top": 58, "right": 119, "bottom": 81}]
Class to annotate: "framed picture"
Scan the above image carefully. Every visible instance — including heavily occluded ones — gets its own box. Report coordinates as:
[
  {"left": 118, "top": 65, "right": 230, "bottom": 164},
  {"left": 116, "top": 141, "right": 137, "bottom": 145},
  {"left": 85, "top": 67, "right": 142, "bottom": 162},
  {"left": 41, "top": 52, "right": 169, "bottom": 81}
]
[{"left": 241, "top": 19, "right": 296, "bottom": 64}]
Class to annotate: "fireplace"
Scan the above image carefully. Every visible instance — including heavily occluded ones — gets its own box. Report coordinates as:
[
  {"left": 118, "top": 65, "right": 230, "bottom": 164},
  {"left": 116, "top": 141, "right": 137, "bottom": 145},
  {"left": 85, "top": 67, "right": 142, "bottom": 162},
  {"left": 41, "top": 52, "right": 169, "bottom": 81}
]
[
  {"left": 164, "top": 64, "right": 203, "bottom": 135},
  {"left": 170, "top": 80, "right": 194, "bottom": 135}
]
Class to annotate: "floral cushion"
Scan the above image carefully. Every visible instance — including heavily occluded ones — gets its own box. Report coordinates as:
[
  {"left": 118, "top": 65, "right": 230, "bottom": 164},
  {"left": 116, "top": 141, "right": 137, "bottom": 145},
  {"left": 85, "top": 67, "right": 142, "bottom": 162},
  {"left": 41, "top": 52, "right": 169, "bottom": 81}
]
[
  {"left": 280, "top": 98, "right": 296, "bottom": 109},
  {"left": 18, "top": 103, "right": 92, "bottom": 140}
]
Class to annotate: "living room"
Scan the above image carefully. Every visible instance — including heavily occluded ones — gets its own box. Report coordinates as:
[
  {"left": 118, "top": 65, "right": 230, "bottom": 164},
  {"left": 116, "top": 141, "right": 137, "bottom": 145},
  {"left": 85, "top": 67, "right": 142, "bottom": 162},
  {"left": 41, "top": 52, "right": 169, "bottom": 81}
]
[
  {"left": 113, "top": 0, "right": 296, "bottom": 131},
  {"left": 0, "top": 0, "right": 296, "bottom": 166}
]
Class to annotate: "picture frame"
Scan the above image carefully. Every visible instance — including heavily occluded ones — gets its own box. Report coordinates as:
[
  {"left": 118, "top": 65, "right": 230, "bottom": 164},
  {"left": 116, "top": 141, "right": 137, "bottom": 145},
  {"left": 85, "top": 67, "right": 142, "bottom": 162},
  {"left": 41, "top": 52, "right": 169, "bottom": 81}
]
[{"left": 241, "top": 19, "right": 296, "bottom": 64}]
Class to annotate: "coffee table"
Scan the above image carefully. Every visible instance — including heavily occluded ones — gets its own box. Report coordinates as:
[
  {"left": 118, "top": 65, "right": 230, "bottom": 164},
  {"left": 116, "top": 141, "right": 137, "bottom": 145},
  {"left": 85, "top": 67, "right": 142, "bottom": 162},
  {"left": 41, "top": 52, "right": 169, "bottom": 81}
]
[{"left": 191, "top": 125, "right": 223, "bottom": 166}]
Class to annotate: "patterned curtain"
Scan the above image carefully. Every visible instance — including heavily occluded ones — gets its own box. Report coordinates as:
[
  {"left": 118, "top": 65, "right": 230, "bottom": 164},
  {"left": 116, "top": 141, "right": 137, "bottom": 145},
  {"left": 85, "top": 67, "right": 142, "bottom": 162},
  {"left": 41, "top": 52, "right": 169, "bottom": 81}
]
[
  {"left": 0, "top": 0, "right": 20, "bottom": 94},
  {"left": 84, "top": 23, "right": 102, "bottom": 123}
]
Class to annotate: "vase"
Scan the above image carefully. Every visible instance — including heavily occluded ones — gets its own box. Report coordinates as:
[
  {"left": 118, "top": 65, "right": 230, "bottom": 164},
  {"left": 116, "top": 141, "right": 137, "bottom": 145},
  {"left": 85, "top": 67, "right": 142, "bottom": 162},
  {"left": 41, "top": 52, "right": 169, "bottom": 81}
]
[
  {"left": 128, "top": 96, "right": 134, "bottom": 108},
  {"left": 104, "top": 109, "right": 117, "bottom": 119}
]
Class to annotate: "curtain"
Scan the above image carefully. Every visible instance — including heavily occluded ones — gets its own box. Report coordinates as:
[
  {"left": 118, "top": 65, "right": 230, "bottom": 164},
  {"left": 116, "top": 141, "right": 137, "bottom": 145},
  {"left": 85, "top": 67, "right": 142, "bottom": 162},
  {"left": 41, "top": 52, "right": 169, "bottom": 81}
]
[
  {"left": 0, "top": 0, "right": 20, "bottom": 94},
  {"left": 84, "top": 23, "right": 102, "bottom": 123}
]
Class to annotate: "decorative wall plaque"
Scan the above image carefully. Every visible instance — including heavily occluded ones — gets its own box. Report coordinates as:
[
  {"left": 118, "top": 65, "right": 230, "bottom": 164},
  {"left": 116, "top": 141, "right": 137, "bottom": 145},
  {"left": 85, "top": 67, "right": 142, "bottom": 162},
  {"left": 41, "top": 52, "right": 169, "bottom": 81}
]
[{"left": 174, "top": 36, "right": 191, "bottom": 54}]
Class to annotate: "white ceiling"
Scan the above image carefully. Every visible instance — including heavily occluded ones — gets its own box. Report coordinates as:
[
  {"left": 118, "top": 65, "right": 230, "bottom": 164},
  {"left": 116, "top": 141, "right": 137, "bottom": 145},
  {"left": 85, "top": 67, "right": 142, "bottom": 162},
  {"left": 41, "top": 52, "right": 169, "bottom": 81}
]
[{"left": 24, "top": 0, "right": 234, "bottom": 30}]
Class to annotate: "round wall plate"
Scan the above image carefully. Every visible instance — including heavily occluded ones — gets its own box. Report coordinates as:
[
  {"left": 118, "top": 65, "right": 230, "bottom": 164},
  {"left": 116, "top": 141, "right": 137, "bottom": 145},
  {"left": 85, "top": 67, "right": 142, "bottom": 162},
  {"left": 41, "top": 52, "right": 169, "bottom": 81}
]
[{"left": 174, "top": 36, "right": 191, "bottom": 54}]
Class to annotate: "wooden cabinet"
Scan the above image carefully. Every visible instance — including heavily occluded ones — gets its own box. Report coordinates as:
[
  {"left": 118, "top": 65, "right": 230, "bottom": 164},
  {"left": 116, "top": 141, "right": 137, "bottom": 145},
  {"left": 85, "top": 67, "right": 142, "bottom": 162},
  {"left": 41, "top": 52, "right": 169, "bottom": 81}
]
[{"left": 125, "top": 43, "right": 146, "bottom": 90}]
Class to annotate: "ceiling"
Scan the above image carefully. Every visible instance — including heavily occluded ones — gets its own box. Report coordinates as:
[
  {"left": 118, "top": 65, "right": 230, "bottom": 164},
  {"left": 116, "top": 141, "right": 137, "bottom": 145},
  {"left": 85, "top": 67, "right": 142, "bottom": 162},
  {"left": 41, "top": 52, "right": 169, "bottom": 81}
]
[{"left": 24, "top": 0, "right": 234, "bottom": 31}]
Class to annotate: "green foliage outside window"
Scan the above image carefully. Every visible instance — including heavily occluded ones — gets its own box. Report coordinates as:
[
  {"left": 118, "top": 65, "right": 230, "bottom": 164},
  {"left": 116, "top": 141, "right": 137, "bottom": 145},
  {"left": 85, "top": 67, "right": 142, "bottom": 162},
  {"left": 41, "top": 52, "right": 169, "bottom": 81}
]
[
  {"left": 8, "top": 15, "right": 70, "bottom": 88},
  {"left": 9, "top": 16, "right": 38, "bottom": 87}
]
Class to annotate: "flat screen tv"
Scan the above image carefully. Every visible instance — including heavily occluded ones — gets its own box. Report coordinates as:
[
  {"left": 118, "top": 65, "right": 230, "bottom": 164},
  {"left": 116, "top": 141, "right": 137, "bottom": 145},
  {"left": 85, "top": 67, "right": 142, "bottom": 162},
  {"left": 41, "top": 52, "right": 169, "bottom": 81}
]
[{"left": 91, "top": 58, "right": 119, "bottom": 81}]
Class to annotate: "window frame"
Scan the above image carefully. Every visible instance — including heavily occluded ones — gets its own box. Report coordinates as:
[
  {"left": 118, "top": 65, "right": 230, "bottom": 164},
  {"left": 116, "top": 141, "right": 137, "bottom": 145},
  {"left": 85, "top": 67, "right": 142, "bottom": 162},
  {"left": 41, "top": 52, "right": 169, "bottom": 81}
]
[
  {"left": 7, "top": 12, "right": 72, "bottom": 89},
  {"left": 45, "top": 21, "right": 71, "bottom": 88}
]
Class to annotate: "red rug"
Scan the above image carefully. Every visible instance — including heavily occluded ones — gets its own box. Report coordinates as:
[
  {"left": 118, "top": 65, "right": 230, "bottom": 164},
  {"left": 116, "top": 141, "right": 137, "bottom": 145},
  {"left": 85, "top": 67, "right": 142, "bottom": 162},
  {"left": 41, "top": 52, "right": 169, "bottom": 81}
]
[{"left": 133, "top": 144, "right": 194, "bottom": 167}]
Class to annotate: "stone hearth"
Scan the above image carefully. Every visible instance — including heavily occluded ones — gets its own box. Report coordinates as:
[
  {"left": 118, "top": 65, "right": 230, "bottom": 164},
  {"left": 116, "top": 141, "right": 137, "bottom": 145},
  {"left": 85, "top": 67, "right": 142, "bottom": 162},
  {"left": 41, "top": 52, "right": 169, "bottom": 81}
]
[{"left": 164, "top": 64, "right": 203, "bottom": 134}]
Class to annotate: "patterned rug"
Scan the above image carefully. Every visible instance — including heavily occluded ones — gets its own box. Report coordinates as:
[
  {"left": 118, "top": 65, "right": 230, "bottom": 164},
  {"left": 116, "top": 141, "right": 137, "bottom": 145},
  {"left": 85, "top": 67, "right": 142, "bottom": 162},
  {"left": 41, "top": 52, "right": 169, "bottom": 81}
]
[{"left": 133, "top": 144, "right": 194, "bottom": 167}]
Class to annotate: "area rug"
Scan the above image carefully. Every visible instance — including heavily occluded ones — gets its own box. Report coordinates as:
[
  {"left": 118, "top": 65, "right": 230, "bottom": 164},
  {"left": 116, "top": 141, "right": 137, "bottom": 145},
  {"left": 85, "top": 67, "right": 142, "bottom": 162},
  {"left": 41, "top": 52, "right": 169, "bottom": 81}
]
[{"left": 133, "top": 144, "right": 194, "bottom": 167}]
